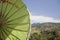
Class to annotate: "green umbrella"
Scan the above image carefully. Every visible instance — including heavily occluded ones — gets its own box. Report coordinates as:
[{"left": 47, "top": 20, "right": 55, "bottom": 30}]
[{"left": 0, "top": 0, "right": 30, "bottom": 40}]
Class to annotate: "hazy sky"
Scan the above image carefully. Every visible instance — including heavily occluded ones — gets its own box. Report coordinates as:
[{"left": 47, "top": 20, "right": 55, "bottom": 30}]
[{"left": 23, "top": 0, "right": 60, "bottom": 23}]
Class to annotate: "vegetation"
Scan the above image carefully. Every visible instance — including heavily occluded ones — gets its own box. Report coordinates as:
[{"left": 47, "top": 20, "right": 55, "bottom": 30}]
[{"left": 29, "top": 23, "right": 60, "bottom": 40}]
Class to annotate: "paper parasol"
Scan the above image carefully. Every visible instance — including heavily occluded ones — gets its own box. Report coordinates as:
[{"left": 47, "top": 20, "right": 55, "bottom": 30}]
[{"left": 0, "top": 0, "right": 30, "bottom": 40}]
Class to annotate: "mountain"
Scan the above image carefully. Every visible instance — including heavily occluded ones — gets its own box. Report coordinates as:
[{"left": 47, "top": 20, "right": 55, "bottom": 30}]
[{"left": 31, "top": 22, "right": 60, "bottom": 30}]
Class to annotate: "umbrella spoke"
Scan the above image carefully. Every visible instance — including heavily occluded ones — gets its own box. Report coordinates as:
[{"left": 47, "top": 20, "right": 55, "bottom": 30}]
[
  {"left": 2, "top": 27, "right": 21, "bottom": 40},
  {"left": 7, "top": 23, "right": 29, "bottom": 25},
  {"left": 6, "top": 13, "right": 29, "bottom": 23},
  {"left": 5, "top": 26, "right": 28, "bottom": 32},
  {"left": 0, "top": 4, "right": 1, "bottom": 13},
  {"left": 5, "top": 5, "right": 25, "bottom": 20},
  {"left": 1, "top": 29, "right": 11, "bottom": 40},
  {"left": 1, "top": 29, "right": 5, "bottom": 40},
  {"left": 1, "top": 2, "right": 3, "bottom": 16},
  {"left": 7, "top": 1, "right": 20, "bottom": 8},
  {"left": 4, "top": 0, "right": 17, "bottom": 18},
  {"left": 0, "top": 29, "right": 3, "bottom": 40},
  {"left": 5, "top": 29, "right": 21, "bottom": 40},
  {"left": 2, "top": 3, "right": 8, "bottom": 17}
]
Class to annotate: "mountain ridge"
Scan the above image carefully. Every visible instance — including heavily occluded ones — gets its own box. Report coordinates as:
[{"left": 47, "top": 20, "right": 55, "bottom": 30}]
[{"left": 31, "top": 22, "right": 60, "bottom": 29}]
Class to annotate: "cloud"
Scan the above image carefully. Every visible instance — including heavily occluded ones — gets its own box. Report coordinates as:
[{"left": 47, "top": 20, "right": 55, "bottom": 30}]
[{"left": 30, "top": 15, "right": 60, "bottom": 23}]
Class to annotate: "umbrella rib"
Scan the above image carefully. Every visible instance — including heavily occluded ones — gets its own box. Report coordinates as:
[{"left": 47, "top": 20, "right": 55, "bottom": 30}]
[
  {"left": 7, "top": 23, "right": 29, "bottom": 25},
  {"left": 6, "top": 5, "right": 25, "bottom": 20},
  {"left": 1, "top": 2, "right": 3, "bottom": 16},
  {"left": 12, "top": 37, "right": 15, "bottom": 40},
  {"left": 1, "top": 29, "right": 5, "bottom": 40},
  {"left": 0, "top": 4, "right": 1, "bottom": 12},
  {"left": 4, "top": 0, "right": 17, "bottom": 18},
  {"left": 0, "top": 29, "right": 3, "bottom": 40},
  {"left": 7, "top": 1, "right": 20, "bottom": 8},
  {"left": 2, "top": 3, "right": 8, "bottom": 17},
  {"left": 5, "top": 29, "right": 21, "bottom": 40},
  {"left": 5, "top": 26, "right": 28, "bottom": 32},
  {"left": 6, "top": 13, "right": 29, "bottom": 23},
  {"left": 2, "top": 29, "right": 11, "bottom": 40}
]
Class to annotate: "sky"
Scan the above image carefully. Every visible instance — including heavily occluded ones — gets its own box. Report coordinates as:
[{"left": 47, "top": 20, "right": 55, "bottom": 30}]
[{"left": 23, "top": 0, "right": 60, "bottom": 23}]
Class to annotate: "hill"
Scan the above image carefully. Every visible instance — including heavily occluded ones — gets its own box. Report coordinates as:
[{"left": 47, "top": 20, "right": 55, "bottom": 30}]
[
  {"left": 31, "top": 23, "right": 60, "bottom": 30},
  {"left": 29, "top": 23, "right": 60, "bottom": 40}
]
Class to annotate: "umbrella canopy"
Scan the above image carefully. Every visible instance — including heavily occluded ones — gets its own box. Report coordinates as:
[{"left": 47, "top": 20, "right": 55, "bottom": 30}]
[{"left": 0, "top": 0, "right": 30, "bottom": 40}]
